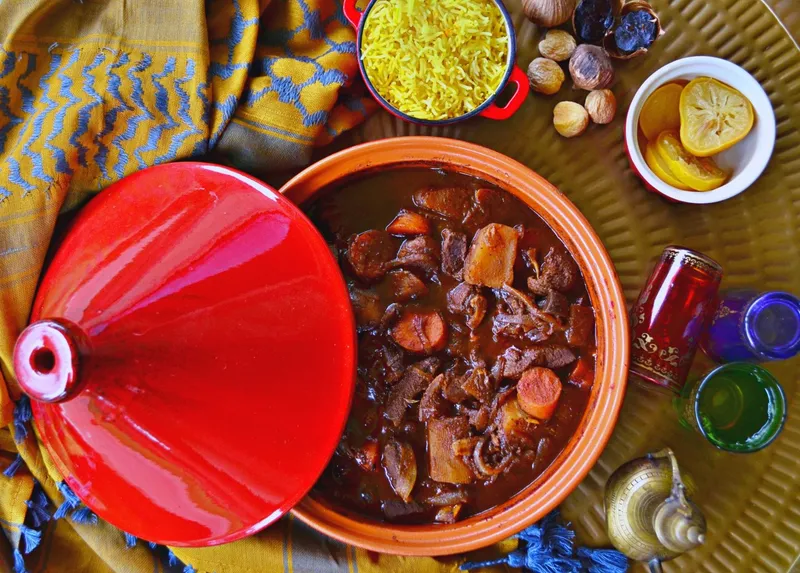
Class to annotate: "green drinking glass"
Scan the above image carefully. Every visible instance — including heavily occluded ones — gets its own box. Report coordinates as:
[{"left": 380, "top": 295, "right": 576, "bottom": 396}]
[{"left": 674, "top": 362, "right": 787, "bottom": 453}]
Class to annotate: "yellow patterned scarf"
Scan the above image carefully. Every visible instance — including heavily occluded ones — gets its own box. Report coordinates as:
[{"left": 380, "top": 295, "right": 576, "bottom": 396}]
[{"left": 0, "top": 0, "right": 512, "bottom": 571}]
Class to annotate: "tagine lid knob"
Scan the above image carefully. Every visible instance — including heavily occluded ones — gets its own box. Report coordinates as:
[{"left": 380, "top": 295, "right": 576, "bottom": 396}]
[
  {"left": 14, "top": 319, "right": 82, "bottom": 404},
  {"left": 11, "top": 163, "right": 356, "bottom": 547}
]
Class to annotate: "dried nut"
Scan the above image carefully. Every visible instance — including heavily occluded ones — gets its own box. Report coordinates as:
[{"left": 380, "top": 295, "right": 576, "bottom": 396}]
[
  {"left": 538, "top": 30, "right": 577, "bottom": 62},
  {"left": 523, "top": 0, "right": 577, "bottom": 27},
  {"left": 553, "top": 101, "right": 589, "bottom": 137},
  {"left": 569, "top": 45, "right": 615, "bottom": 90},
  {"left": 585, "top": 89, "right": 616, "bottom": 124},
  {"left": 527, "top": 58, "right": 565, "bottom": 95}
]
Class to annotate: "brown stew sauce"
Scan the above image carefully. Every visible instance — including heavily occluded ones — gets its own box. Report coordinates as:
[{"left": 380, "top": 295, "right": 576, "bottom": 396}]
[{"left": 307, "top": 169, "right": 595, "bottom": 525}]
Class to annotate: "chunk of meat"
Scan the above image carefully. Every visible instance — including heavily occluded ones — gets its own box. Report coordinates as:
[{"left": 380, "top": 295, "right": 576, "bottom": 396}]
[
  {"left": 566, "top": 305, "right": 595, "bottom": 347},
  {"left": 383, "top": 441, "right": 417, "bottom": 502},
  {"left": 427, "top": 417, "right": 474, "bottom": 484},
  {"left": 491, "top": 346, "right": 533, "bottom": 380},
  {"left": 463, "top": 224, "right": 519, "bottom": 288},
  {"left": 383, "top": 344, "right": 405, "bottom": 384},
  {"left": 540, "top": 290, "right": 570, "bottom": 317},
  {"left": 568, "top": 356, "right": 595, "bottom": 390},
  {"left": 385, "top": 358, "right": 440, "bottom": 425},
  {"left": 349, "top": 288, "right": 384, "bottom": 330},
  {"left": 461, "top": 367, "right": 494, "bottom": 403},
  {"left": 462, "top": 188, "right": 519, "bottom": 229},
  {"left": 387, "top": 270, "right": 428, "bottom": 302},
  {"left": 390, "top": 310, "right": 448, "bottom": 354},
  {"left": 413, "top": 186, "right": 473, "bottom": 220},
  {"left": 354, "top": 440, "right": 380, "bottom": 472},
  {"left": 389, "top": 235, "right": 441, "bottom": 275},
  {"left": 364, "top": 342, "right": 405, "bottom": 385},
  {"left": 447, "top": 282, "right": 478, "bottom": 313},
  {"left": 447, "top": 282, "right": 488, "bottom": 330},
  {"left": 467, "top": 405, "right": 491, "bottom": 431},
  {"left": 382, "top": 500, "right": 426, "bottom": 520},
  {"left": 538, "top": 345, "right": 578, "bottom": 369},
  {"left": 492, "top": 345, "right": 577, "bottom": 380},
  {"left": 386, "top": 209, "right": 431, "bottom": 235},
  {"left": 527, "top": 246, "right": 579, "bottom": 294},
  {"left": 517, "top": 367, "right": 562, "bottom": 420},
  {"left": 434, "top": 504, "right": 463, "bottom": 524},
  {"left": 441, "top": 371, "right": 469, "bottom": 403},
  {"left": 473, "top": 187, "right": 518, "bottom": 221},
  {"left": 380, "top": 302, "right": 403, "bottom": 330},
  {"left": 441, "top": 229, "right": 468, "bottom": 280},
  {"left": 496, "top": 398, "right": 540, "bottom": 447},
  {"left": 419, "top": 374, "right": 448, "bottom": 422},
  {"left": 346, "top": 230, "right": 395, "bottom": 281}
]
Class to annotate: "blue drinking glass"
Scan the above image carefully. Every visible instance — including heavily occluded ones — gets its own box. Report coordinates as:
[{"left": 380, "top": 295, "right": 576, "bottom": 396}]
[{"left": 701, "top": 290, "right": 800, "bottom": 363}]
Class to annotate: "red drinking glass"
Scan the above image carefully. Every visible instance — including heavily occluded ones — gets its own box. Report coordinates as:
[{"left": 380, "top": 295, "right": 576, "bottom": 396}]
[{"left": 630, "top": 246, "right": 723, "bottom": 394}]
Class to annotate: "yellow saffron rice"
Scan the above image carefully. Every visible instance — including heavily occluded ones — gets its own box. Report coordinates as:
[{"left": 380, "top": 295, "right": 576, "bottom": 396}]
[{"left": 360, "top": 0, "right": 510, "bottom": 121}]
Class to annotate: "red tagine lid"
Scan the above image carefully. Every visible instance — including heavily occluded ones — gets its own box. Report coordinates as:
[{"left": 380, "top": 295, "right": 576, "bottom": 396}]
[{"left": 12, "top": 163, "right": 356, "bottom": 547}]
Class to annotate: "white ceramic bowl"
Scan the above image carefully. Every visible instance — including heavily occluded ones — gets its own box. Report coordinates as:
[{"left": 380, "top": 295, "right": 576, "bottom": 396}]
[{"left": 625, "top": 56, "right": 776, "bottom": 204}]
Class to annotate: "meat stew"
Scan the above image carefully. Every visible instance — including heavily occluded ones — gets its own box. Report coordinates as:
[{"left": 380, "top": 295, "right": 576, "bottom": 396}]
[{"left": 307, "top": 169, "right": 595, "bottom": 525}]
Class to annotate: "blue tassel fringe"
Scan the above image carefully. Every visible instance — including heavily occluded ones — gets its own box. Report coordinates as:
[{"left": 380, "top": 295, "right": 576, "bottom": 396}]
[
  {"left": 13, "top": 396, "right": 32, "bottom": 443},
  {"left": 3, "top": 454, "right": 24, "bottom": 477},
  {"left": 53, "top": 481, "right": 97, "bottom": 524},
  {"left": 19, "top": 524, "right": 41, "bottom": 554},
  {"left": 461, "top": 509, "right": 628, "bottom": 573},
  {"left": 13, "top": 548, "right": 27, "bottom": 573},
  {"left": 54, "top": 481, "right": 80, "bottom": 519},
  {"left": 164, "top": 547, "right": 194, "bottom": 573},
  {"left": 71, "top": 505, "right": 98, "bottom": 525},
  {"left": 124, "top": 532, "right": 138, "bottom": 548},
  {"left": 577, "top": 547, "right": 630, "bottom": 573},
  {"left": 26, "top": 484, "right": 51, "bottom": 528}
]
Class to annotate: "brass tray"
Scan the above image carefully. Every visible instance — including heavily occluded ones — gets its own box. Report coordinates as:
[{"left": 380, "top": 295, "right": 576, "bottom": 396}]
[{"left": 324, "top": 0, "right": 800, "bottom": 570}]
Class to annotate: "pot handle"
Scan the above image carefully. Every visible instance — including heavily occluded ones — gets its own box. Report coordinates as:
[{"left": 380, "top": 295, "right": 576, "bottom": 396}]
[
  {"left": 342, "top": 0, "right": 363, "bottom": 29},
  {"left": 479, "top": 65, "right": 530, "bottom": 121}
]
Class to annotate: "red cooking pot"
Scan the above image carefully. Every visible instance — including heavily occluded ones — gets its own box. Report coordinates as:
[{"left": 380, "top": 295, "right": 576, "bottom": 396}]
[{"left": 342, "top": 0, "right": 530, "bottom": 124}]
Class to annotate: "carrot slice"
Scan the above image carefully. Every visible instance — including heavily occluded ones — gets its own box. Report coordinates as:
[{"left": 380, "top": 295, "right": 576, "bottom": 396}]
[
  {"left": 387, "top": 210, "right": 431, "bottom": 235},
  {"left": 390, "top": 311, "right": 448, "bottom": 354},
  {"left": 517, "top": 367, "right": 562, "bottom": 420}
]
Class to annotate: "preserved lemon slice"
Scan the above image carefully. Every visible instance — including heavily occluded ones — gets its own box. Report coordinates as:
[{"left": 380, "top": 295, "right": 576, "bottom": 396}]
[
  {"left": 644, "top": 142, "right": 691, "bottom": 190},
  {"left": 655, "top": 130, "right": 729, "bottom": 191},
  {"left": 639, "top": 83, "right": 684, "bottom": 141},
  {"left": 680, "top": 77, "right": 754, "bottom": 157}
]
